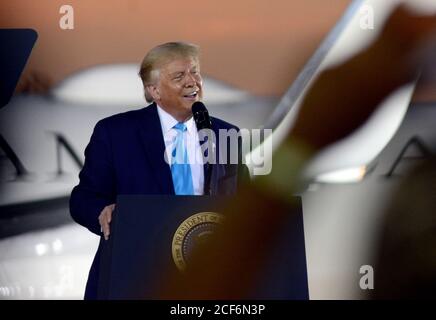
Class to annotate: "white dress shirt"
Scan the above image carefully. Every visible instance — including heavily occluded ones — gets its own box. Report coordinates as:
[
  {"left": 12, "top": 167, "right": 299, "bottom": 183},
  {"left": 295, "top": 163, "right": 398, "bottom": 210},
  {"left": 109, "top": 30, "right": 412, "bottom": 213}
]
[{"left": 156, "top": 104, "right": 204, "bottom": 195}]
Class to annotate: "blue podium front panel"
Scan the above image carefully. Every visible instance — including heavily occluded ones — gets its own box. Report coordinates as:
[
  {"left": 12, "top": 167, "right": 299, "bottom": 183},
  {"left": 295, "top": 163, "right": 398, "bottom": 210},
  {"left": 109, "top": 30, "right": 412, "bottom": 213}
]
[{"left": 99, "top": 195, "right": 308, "bottom": 299}]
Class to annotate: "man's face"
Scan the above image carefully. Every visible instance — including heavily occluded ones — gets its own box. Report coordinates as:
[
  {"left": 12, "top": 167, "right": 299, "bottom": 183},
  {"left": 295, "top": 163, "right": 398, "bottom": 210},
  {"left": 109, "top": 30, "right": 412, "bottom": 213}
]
[{"left": 151, "top": 57, "right": 203, "bottom": 121}]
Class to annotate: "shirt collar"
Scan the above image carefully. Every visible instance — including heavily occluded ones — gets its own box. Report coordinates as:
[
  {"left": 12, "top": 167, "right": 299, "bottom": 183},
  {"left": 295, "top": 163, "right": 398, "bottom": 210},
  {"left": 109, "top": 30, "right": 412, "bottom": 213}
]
[{"left": 156, "top": 104, "right": 196, "bottom": 135}]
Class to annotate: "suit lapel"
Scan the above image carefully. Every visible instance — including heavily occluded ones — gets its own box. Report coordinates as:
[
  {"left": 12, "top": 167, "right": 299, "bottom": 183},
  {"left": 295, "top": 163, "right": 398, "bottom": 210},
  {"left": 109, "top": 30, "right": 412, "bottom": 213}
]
[{"left": 137, "top": 103, "right": 175, "bottom": 195}]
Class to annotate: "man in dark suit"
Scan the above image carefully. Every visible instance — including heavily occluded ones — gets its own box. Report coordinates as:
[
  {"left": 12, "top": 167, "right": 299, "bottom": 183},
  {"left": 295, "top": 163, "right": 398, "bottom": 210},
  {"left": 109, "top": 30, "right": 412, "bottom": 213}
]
[{"left": 69, "top": 42, "right": 249, "bottom": 299}]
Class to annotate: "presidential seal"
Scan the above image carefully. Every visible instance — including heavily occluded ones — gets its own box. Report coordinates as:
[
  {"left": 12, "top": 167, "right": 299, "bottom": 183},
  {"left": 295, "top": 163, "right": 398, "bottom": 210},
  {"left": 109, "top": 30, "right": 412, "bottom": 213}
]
[{"left": 172, "top": 212, "right": 224, "bottom": 271}]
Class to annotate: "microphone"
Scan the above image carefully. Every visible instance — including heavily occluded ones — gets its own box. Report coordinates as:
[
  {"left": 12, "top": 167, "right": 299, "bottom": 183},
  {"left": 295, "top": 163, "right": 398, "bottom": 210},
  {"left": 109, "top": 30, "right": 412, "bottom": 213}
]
[
  {"left": 191, "top": 101, "right": 214, "bottom": 195},
  {"left": 192, "top": 101, "right": 212, "bottom": 131}
]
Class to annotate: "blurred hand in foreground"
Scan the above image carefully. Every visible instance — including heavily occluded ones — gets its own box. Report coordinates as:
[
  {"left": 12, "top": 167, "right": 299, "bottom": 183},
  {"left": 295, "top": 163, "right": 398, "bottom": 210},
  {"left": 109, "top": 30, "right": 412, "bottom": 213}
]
[{"left": 154, "top": 5, "right": 436, "bottom": 299}]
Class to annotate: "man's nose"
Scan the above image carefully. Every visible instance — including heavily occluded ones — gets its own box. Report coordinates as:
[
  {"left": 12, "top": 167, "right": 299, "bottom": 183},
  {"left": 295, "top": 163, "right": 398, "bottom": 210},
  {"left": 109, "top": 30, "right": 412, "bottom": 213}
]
[{"left": 184, "top": 73, "right": 196, "bottom": 87}]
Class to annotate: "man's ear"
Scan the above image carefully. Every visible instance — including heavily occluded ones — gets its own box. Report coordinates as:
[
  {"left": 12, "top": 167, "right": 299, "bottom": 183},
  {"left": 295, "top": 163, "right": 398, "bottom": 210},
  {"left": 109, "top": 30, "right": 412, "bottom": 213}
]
[{"left": 146, "top": 85, "right": 160, "bottom": 101}]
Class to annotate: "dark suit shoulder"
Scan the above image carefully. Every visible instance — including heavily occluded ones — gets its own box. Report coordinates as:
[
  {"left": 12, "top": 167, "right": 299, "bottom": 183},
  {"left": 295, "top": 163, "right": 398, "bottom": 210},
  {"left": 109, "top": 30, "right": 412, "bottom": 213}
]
[
  {"left": 210, "top": 116, "right": 240, "bottom": 131},
  {"left": 96, "top": 105, "right": 152, "bottom": 129}
]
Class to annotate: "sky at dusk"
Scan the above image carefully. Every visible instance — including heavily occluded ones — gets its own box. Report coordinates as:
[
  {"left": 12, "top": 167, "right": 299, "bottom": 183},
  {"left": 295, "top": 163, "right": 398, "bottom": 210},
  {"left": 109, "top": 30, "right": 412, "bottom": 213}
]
[
  {"left": 0, "top": 0, "right": 354, "bottom": 96},
  {"left": 1, "top": 0, "right": 434, "bottom": 101}
]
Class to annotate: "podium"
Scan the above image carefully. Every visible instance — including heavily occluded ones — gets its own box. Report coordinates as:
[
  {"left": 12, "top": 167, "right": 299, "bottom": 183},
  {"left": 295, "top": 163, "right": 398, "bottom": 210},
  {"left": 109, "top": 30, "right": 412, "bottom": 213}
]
[{"left": 98, "top": 195, "right": 308, "bottom": 299}]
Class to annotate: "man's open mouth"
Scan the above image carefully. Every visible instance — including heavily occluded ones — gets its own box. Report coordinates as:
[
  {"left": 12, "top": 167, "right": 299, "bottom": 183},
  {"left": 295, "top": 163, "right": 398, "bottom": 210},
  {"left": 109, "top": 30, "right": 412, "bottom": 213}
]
[{"left": 183, "top": 91, "right": 198, "bottom": 98}]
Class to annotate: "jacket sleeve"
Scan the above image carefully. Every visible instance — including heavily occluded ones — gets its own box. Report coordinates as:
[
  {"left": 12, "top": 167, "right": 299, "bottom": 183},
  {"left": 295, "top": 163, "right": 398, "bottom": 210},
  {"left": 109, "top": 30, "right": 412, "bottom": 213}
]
[{"left": 69, "top": 120, "right": 116, "bottom": 235}]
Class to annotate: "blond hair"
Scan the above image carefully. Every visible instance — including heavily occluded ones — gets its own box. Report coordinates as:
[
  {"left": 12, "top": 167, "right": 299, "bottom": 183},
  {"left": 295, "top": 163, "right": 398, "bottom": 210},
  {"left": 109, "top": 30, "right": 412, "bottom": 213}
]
[{"left": 138, "top": 42, "right": 200, "bottom": 103}]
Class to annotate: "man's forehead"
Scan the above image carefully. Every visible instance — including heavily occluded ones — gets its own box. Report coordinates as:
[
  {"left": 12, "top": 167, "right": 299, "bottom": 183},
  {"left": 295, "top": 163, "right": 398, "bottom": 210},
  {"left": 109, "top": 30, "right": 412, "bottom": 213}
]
[{"left": 160, "top": 57, "right": 200, "bottom": 72}]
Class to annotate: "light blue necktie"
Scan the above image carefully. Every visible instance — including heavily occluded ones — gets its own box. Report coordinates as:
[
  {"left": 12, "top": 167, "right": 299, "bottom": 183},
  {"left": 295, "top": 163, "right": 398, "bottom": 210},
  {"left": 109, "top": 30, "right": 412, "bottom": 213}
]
[{"left": 171, "top": 122, "right": 194, "bottom": 195}]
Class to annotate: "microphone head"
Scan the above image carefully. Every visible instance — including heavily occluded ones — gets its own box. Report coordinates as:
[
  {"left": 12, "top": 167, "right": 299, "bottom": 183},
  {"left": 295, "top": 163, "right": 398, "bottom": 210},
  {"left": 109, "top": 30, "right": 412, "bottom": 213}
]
[
  {"left": 192, "top": 101, "right": 207, "bottom": 113},
  {"left": 192, "top": 101, "right": 212, "bottom": 130}
]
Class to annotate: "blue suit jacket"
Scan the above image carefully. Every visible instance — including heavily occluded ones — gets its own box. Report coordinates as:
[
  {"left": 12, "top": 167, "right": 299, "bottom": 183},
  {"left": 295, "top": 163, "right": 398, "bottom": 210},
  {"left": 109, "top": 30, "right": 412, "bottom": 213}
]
[{"left": 69, "top": 103, "right": 248, "bottom": 299}]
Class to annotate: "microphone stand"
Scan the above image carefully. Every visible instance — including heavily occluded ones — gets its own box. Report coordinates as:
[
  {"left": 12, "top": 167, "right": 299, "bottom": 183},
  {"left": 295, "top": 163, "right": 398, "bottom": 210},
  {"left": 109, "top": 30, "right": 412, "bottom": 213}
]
[
  {"left": 204, "top": 141, "right": 214, "bottom": 195},
  {"left": 192, "top": 102, "right": 214, "bottom": 196}
]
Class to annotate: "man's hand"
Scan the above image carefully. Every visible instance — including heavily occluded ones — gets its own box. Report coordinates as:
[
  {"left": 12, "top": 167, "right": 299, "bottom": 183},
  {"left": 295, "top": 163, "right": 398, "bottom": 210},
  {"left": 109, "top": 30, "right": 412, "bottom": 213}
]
[{"left": 98, "top": 204, "right": 115, "bottom": 240}]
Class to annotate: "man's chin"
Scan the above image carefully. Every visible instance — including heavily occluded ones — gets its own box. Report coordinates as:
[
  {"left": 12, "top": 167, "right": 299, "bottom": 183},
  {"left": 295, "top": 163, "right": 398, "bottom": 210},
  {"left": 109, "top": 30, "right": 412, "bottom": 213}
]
[
  {"left": 180, "top": 100, "right": 198, "bottom": 110},
  {"left": 182, "top": 97, "right": 199, "bottom": 105}
]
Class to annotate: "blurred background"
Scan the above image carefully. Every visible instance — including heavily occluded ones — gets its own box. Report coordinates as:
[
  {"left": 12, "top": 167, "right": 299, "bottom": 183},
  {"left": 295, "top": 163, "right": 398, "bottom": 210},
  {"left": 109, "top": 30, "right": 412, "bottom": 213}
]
[{"left": 0, "top": 0, "right": 435, "bottom": 299}]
